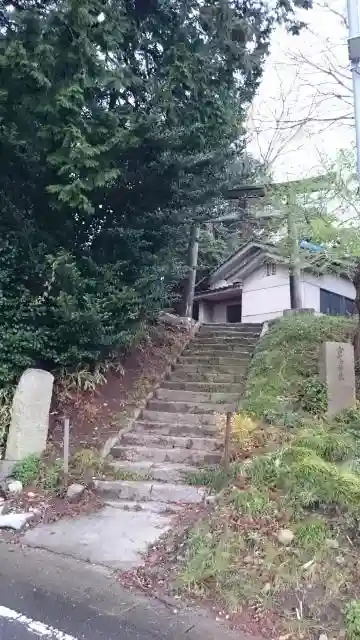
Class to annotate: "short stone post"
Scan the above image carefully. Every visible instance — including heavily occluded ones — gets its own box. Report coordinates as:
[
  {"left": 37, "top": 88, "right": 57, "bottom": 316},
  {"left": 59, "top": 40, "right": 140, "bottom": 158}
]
[
  {"left": 319, "top": 342, "right": 356, "bottom": 415},
  {"left": 5, "top": 368, "right": 54, "bottom": 463}
]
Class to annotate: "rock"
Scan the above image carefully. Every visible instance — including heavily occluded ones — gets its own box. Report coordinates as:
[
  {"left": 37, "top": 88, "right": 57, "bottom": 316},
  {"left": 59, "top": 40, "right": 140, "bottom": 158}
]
[
  {"left": 326, "top": 538, "right": 339, "bottom": 549},
  {"left": 66, "top": 483, "right": 85, "bottom": 502},
  {"left": 7, "top": 480, "right": 23, "bottom": 494},
  {"left": 263, "top": 582, "right": 272, "bottom": 594},
  {"left": 277, "top": 528, "right": 294, "bottom": 545},
  {"left": 319, "top": 635, "right": 328, "bottom": 640},
  {"left": 0, "top": 503, "right": 12, "bottom": 515},
  {"left": 5, "top": 368, "right": 54, "bottom": 462},
  {"left": 0, "top": 512, "right": 33, "bottom": 531}
]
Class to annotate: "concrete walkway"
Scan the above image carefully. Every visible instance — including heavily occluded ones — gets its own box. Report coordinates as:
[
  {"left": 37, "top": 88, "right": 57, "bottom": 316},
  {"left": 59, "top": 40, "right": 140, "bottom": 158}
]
[{"left": 24, "top": 323, "right": 262, "bottom": 570}]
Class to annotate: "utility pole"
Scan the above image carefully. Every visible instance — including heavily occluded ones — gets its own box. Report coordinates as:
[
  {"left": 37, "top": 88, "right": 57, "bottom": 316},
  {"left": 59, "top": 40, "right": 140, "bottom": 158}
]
[
  {"left": 347, "top": 0, "right": 360, "bottom": 178},
  {"left": 184, "top": 223, "right": 200, "bottom": 318}
]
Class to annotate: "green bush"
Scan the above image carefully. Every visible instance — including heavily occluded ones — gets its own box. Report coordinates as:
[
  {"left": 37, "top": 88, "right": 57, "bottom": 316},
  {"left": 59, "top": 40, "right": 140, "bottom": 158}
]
[
  {"left": 297, "top": 376, "right": 327, "bottom": 415},
  {"left": 12, "top": 455, "right": 41, "bottom": 487},
  {"left": 293, "top": 427, "right": 356, "bottom": 462},
  {"left": 12, "top": 454, "right": 62, "bottom": 490},
  {"left": 228, "top": 487, "right": 277, "bottom": 517},
  {"left": 345, "top": 600, "right": 360, "bottom": 639}
]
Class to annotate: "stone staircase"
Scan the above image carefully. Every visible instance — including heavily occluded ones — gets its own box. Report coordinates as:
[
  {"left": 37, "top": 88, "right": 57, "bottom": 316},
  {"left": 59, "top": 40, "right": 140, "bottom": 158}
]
[{"left": 95, "top": 323, "right": 262, "bottom": 513}]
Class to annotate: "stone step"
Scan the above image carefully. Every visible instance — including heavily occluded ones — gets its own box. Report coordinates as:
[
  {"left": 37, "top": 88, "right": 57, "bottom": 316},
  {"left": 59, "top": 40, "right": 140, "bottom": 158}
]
[
  {"left": 200, "top": 323, "right": 262, "bottom": 331},
  {"left": 191, "top": 343, "right": 256, "bottom": 352},
  {"left": 195, "top": 335, "right": 259, "bottom": 344},
  {"left": 169, "top": 370, "right": 244, "bottom": 383},
  {"left": 179, "top": 355, "right": 250, "bottom": 366},
  {"left": 119, "top": 432, "right": 221, "bottom": 451},
  {"left": 155, "top": 388, "right": 240, "bottom": 403},
  {"left": 142, "top": 409, "right": 218, "bottom": 425},
  {"left": 199, "top": 327, "right": 261, "bottom": 336},
  {"left": 132, "top": 420, "right": 218, "bottom": 438},
  {"left": 104, "top": 499, "right": 182, "bottom": 514},
  {"left": 147, "top": 399, "right": 235, "bottom": 414},
  {"left": 94, "top": 479, "right": 206, "bottom": 503},
  {"left": 109, "top": 460, "right": 200, "bottom": 483},
  {"left": 161, "top": 380, "right": 243, "bottom": 392},
  {"left": 111, "top": 444, "right": 222, "bottom": 465},
  {"left": 185, "top": 348, "right": 251, "bottom": 358},
  {"left": 173, "top": 363, "right": 247, "bottom": 374}
]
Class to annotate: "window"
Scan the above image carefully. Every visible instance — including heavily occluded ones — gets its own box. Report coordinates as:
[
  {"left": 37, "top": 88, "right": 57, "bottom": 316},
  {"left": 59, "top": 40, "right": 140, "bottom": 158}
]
[
  {"left": 265, "top": 262, "right": 276, "bottom": 276},
  {"left": 320, "top": 288, "right": 355, "bottom": 317},
  {"left": 227, "top": 303, "right": 242, "bottom": 323}
]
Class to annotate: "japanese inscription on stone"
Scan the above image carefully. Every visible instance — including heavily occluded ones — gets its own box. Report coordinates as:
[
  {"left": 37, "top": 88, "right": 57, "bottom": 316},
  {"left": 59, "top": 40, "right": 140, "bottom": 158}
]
[{"left": 319, "top": 342, "right": 356, "bottom": 416}]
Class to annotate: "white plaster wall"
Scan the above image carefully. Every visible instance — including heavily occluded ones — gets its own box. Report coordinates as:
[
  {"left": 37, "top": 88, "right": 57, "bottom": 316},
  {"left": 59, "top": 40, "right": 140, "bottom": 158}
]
[
  {"left": 302, "top": 281, "right": 319, "bottom": 311},
  {"left": 212, "top": 303, "right": 227, "bottom": 323},
  {"left": 302, "top": 273, "right": 355, "bottom": 302},
  {"left": 241, "top": 265, "right": 291, "bottom": 322},
  {"left": 198, "top": 302, "right": 213, "bottom": 323}
]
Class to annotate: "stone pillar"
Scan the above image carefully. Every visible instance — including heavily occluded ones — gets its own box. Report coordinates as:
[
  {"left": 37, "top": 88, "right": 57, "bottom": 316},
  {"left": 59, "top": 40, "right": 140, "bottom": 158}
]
[
  {"left": 319, "top": 342, "right": 356, "bottom": 415},
  {"left": 5, "top": 368, "right": 54, "bottom": 462}
]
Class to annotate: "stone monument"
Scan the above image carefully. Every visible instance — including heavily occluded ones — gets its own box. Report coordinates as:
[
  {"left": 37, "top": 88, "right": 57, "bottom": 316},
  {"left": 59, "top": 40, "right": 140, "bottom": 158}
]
[
  {"left": 319, "top": 342, "right": 356, "bottom": 415},
  {"left": 5, "top": 368, "right": 54, "bottom": 462}
]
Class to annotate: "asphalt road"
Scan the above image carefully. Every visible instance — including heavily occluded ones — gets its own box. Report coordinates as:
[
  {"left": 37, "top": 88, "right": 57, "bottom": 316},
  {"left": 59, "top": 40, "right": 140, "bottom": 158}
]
[
  {"left": 0, "top": 579, "right": 164, "bottom": 640},
  {"left": 0, "top": 543, "right": 239, "bottom": 640}
]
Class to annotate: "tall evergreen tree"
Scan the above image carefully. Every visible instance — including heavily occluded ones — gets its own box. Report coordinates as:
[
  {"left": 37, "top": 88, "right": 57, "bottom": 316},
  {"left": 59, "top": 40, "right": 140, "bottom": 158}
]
[{"left": 0, "top": 0, "right": 312, "bottom": 385}]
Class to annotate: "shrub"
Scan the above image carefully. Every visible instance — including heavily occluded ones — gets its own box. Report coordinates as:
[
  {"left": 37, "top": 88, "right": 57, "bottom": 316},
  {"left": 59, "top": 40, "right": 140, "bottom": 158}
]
[
  {"left": 245, "top": 453, "right": 280, "bottom": 488},
  {"left": 293, "top": 427, "right": 356, "bottom": 462},
  {"left": 295, "top": 519, "right": 329, "bottom": 550},
  {"left": 12, "top": 454, "right": 62, "bottom": 490},
  {"left": 297, "top": 376, "right": 327, "bottom": 415},
  {"left": 12, "top": 454, "right": 41, "bottom": 486},
  {"left": 345, "top": 600, "right": 360, "bottom": 640},
  {"left": 228, "top": 487, "right": 277, "bottom": 517},
  {"left": 220, "top": 411, "right": 258, "bottom": 447}
]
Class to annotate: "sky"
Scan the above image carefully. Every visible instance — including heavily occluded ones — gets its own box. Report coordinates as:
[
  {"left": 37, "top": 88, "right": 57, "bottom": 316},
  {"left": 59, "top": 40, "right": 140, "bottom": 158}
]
[{"left": 247, "top": 0, "right": 355, "bottom": 181}]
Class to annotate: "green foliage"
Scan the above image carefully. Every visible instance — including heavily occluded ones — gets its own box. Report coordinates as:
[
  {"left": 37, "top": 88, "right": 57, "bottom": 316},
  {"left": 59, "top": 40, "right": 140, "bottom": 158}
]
[
  {"left": 178, "top": 526, "right": 247, "bottom": 609},
  {"left": 245, "top": 444, "right": 360, "bottom": 515},
  {"left": 185, "top": 464, "right": 242, "bottom": 492},
  {"left": 334, "top": 404, "right": 360, "bottom": 430},
  {"left": 246, "top": 453, "right": 280, "bottom": 488},
  {"left": 295, "top": 520, "right": 329, "bottom": 550},
  {"left": 0, "top": 0, "right": 312, "bottom": 388},
  {"left": 12, "top": 454, "right": 62, "bottom": 490},
  {"left": 243, "top": 314, "right": 355, "bottom": 423},
  {"left": 345, "top": 600, "right": 360, "bottom": 640},
  {"left": 297, "top": 376, "right": 327, "bottom": 415},
  {"left": 293, "top": 427, "right": 357, "bottom": 462},
  {"left": 228, "top": 487, "right": 277, "bottom": 517},
  {"left": 12, "top": 455, "right": 41, "bottom": 487}
]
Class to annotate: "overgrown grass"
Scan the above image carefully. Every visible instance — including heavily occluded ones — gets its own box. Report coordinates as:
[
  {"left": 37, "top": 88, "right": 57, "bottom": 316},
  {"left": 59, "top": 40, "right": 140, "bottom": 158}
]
[
  {"left": 242, "top": 313, "right": 355, "bottom": 423},
  {"left": 184, "top": 463, "right": 243, "bottom": 492},
  {"left": 12, "top": 454, "right": 62, "bottom": 490},
  {"left": 11, "top": 447, "right": 134, "bottom": 492}
]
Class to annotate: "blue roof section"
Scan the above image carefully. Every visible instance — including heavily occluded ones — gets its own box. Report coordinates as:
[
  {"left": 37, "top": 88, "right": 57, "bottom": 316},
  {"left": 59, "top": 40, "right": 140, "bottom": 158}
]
[{"left": 299, "top": 240, "right": 324, "bottom": 253}]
